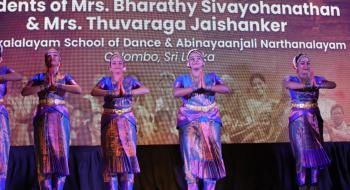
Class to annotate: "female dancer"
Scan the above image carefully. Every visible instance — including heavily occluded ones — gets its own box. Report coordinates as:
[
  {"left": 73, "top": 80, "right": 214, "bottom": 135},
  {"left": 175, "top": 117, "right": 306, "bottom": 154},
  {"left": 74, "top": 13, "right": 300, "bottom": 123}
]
[
  {"left": 284, "top": 53, "right": 336, "bottom": 190},
  {"left": 173, "top": 49, "right": 230, "bottom": 190},
  {"left": 91, "top": 51, "right": 149, "bottom": 190},
  {"left": 21, "top": 48, "right": 82, "bottom": 190},
  {"left": 0, "top": 45, "right": 23, "bottom": 190}
]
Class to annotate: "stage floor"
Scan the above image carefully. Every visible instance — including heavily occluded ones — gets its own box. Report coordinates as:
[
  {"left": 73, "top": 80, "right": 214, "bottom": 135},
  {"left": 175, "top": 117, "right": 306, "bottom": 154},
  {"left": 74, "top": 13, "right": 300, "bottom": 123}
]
[{"left": 6, "top": 143, "right": 350, "bottom": 190}]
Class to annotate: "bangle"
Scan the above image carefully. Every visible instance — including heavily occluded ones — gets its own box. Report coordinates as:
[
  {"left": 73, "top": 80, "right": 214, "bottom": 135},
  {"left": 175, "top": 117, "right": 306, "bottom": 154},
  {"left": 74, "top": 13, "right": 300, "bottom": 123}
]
[
  {"left": 125, "top": 89, "right": 132, "bottom": 96},
  {"left": 40, "top": 85, "right": 45, "bottom": 91},
  {"left": 205, "top": 85, "right": 213, "bottom": 91},
  {"left": 315, "top": 81, "right": 327, "bottom": 89},
  {"left": 191, "top": 85, "right": 199, "bottom": 91},
  {"left": 107, "top": 89, "right": 113, "bottom": 95},
  {"left": 57, "top": 83, "right": 63, "bottom": 89},
  {"left": 304, "top": 83, "right": 312, "bottom": 89}
]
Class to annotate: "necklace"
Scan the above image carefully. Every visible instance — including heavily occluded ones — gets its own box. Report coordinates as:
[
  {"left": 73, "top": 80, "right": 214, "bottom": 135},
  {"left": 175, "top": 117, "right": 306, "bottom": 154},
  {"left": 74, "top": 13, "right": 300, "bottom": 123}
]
[{"left": 190, "top": 71, "right": 202, "bottom": 82}]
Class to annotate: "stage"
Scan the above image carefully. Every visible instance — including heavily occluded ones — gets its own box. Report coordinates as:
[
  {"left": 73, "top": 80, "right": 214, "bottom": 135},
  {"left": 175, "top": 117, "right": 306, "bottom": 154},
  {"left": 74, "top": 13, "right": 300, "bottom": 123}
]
[{"left": 6, "top": 143, "right": 350, "bottom": 190}]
